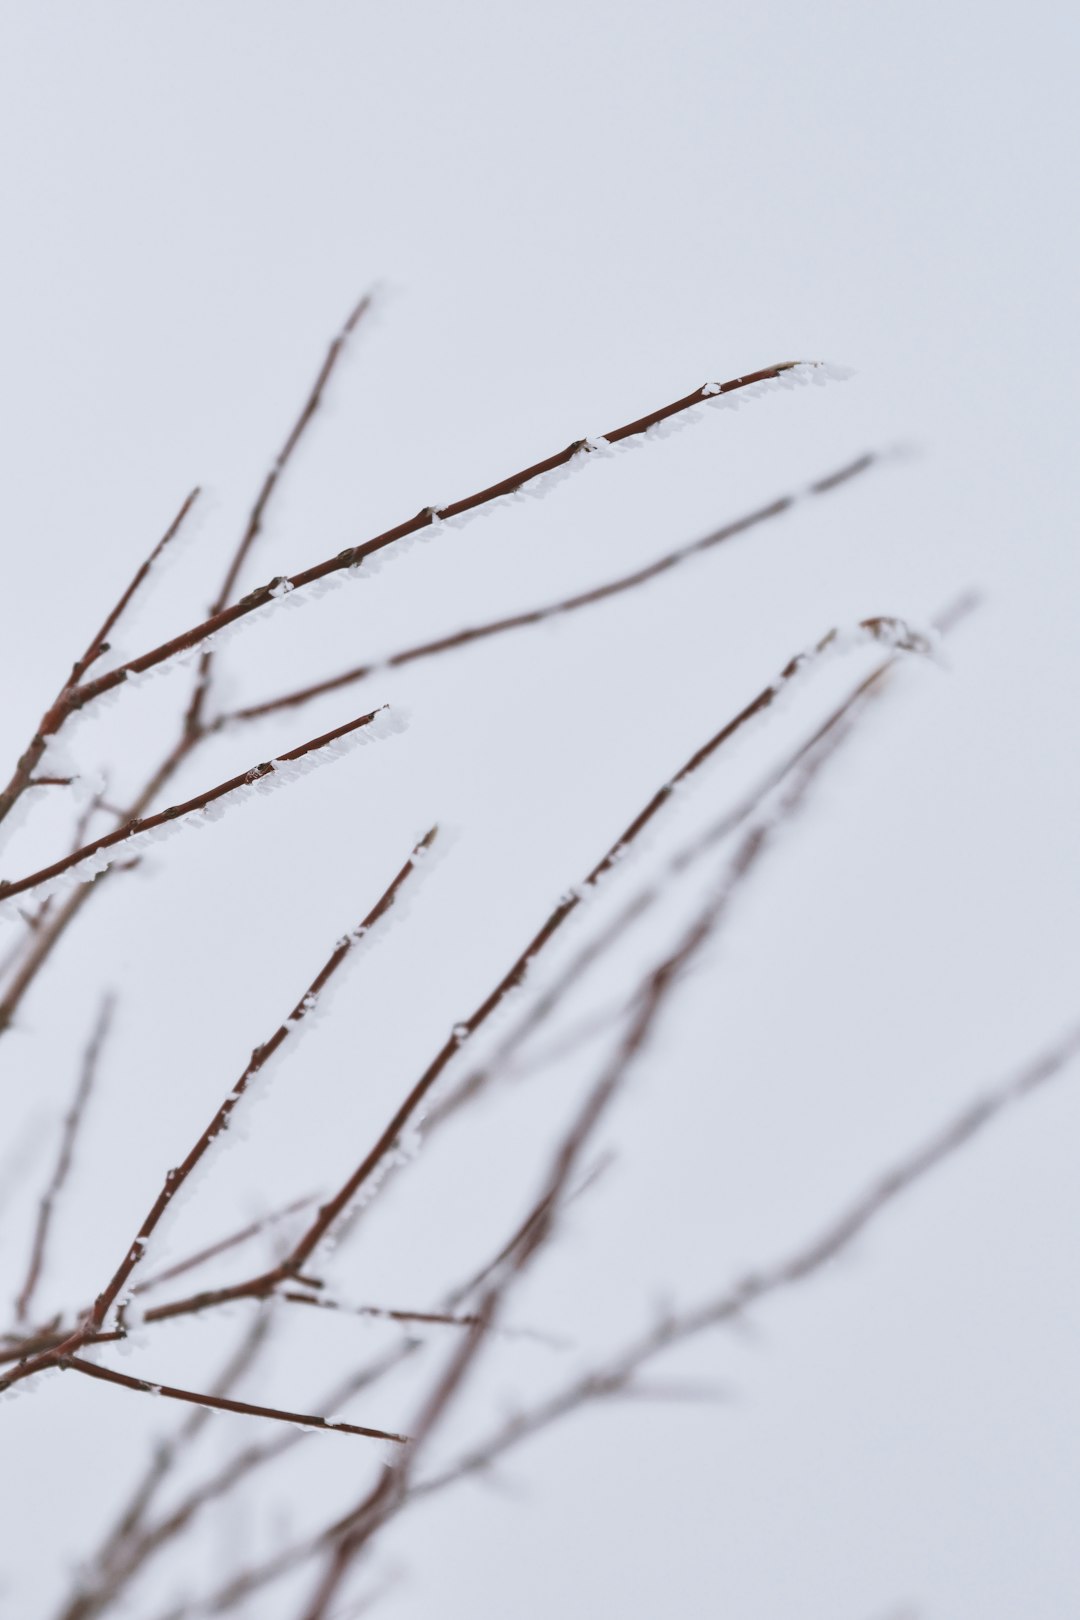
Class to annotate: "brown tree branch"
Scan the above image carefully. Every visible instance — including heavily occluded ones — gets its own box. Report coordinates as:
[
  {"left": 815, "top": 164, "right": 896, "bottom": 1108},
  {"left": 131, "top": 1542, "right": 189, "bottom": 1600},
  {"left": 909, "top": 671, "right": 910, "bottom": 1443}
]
[
  {"left": 416, "top": 1020, "right": 1080, "bottom": 1496},
  {"left": 58, "top": 362, "right": 821, "bottom": 721},
  {"left": 0, "top": 829, "right": 436, "bottom": 1392},
  {"left": 64, "top": 1355, "right": 409, "bottom": 1443},
  {"left": 0, "top": 705, "right": 396, "bottom": 912},
  {"left": 223, "top": 450, "right": 879, "bottom": 727},
  {"left": 0, "top": 489, "right": 200, "bottom": 833},
  {"left": 184, "top": 292, "right": 374, "bottom": 736}
]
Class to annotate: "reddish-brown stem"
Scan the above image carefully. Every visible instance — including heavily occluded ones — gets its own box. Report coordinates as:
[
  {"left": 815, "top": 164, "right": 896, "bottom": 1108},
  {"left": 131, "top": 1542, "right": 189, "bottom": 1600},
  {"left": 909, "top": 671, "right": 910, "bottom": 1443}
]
[
  {"left": 224, "top": 451, "right": 877, "bottom": 727},
  {"left": 15, "top": 997, "right": 114, "bottom": 1322},
  {"left": 133, "top": 1195, "right": 317, "bottom": 1295},
  {"left": 64, "top": 1356, "right": 409, "bottom": 1443},
  {"left": 417, "top": 1022, "right": 1080, "bottom": 1498},
  {"left": 86, "top": 826, "right": 436, "bottom": 1333},
  {"left": 184, "top": 293, "right": 373, "bottom": 735},
  {"left": 0, "top": 829, "right": 434, "bottom": 1392},
  {"left": 63, "top": 362, "right": 814, "bottom": 718},
  {"left": 301, "top": 884, "right": 731, "bottom": 1619},
  {"left": 0, "top": 706, "right": 391, "bottom": 909},
  {"left": 216, "top": 1017, "right": 1080, "bottom": 1620},
  {"left": 269, "top": 617, "right": 927, "bottom": 1280},
  {"left": 0, "top": 489, "right": 200, "bottom": 832},
  {"left": 278, "top": 1294, "right": 488, "bottom": 1330}
]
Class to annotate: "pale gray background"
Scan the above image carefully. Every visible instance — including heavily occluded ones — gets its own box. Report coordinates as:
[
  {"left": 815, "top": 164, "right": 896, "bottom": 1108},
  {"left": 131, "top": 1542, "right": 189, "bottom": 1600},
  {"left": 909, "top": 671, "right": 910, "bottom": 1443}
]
[{"left": 1, "top": 4, "right": 1078, "bottom": 1617}]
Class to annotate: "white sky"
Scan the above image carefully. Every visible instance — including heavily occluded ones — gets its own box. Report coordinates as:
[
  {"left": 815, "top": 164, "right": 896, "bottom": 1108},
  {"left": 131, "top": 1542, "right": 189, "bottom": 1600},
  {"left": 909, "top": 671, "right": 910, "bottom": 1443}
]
[{"left": 1, "top": 4, "right": 1078, "bottom": 1617}]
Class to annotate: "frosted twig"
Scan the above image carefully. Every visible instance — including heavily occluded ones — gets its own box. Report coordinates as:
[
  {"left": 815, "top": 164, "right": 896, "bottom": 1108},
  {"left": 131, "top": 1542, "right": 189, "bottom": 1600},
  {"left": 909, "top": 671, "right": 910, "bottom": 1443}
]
[
  {"left": 0, "top": 706, "right": 399, "bottom": 914},
  {"left": 64, "top": 1356, "right": 409, "bottom": 1443},
  {"left": 428, "top": 592, "right": 978, "bottom": 1132},
  {"left": 271, "top": 615, "right": 930, "bottom": 1276},
  {"left": 14, "top": 997, "right": 114, "bottom": 1323},
  {"left": 133, "top": 1194, "right": 317, "bottom": 1296},
  {"left": 0, "top": 830, "right": 436, "bottom": 1393},
  {"left": 60, "top": 361, "right": 826, "bottom": 719},
  {"left": 225, "top": 450, "right": 879, "bottom": 726}
]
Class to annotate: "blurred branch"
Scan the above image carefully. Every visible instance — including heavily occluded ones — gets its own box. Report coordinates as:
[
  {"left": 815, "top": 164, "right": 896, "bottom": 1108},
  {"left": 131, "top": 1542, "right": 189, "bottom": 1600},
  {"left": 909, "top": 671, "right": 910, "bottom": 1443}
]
[
  {"left": 416, "top": 1020, "right": 1080, "bottom": 1495},
  {"left": 0, "top": 488, "right": 200, "bottom": 835},
  {"left": 281, "top": 616, "right": 932, "bottom": 1266}
]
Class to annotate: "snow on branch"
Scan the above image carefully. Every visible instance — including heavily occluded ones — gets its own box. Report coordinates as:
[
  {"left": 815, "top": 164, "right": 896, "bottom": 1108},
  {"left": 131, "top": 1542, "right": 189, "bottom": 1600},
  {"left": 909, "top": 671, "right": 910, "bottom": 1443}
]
[
  {"left": 266, "top": 615, "right": 932, "bottom": 1279},
  {"left": 226, "top": 449, "right": 881, "bottom": 728},
  {"left": 0, "top": 706, "right": 406, "bottom": 918},
  {"left": 0, "top": 829, "right": 437, "bottom": 1393},
  {"left": 61, "top": 361, "right": 841, "bottom": 718}
]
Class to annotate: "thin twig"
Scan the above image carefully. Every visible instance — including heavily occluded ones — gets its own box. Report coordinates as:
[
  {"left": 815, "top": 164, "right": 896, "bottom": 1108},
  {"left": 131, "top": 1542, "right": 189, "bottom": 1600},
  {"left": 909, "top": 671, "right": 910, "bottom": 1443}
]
[
  {"left": 0, "top": 489, "right": 200, "bottom": 832},
  {"left": 224, "top": 451, "right": 878, "bottom": 726},
  {"left": 64, "top": 1357, "right": 409, "bottom": 1443},
  {"left": 60, "top": 362, "right": 821, "bottom": 719},
  {"left": 264, "top": 616, "right": 929, "bottom": 1284},
  {"left": 0, "top": 830, "right": 436, "bottom": 1392},
  {"left": 133, "top": 1195, "right": 317, "bottom": 1296},
  {"left": 184, "top": 293, "right": 374, "bottom": 736},
  {"left": 299, "top": 877, "right": 737, "bottom": 1619},
  {"left": 0, "top": 706, "right": 394, "bottom": 910},
  {"left": 417, "top": 1021, "right": 1080, "bottom": 1494}
]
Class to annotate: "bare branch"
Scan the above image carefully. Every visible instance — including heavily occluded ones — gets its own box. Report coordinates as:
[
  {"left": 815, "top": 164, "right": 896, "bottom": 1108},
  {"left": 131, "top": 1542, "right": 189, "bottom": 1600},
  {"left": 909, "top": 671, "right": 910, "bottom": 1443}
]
[
  {"left": 73, "top": 488, "right": 203, "bottom": 685},
  {"left": 268, "top": 616, "right": 930, "bottom": 1281},
  {"left": 0, "top": 705, "right": 396, "bottom": 912},
  {"left": 61, "top": 362, "right": 824, "bottom": 719},
  {"left": 185, "top": 292, "right": 375, "bottom": 735},
  {"left": 0, "top": 489, "right": 200, "bottom": 832},
  {"left": 64, "top": 1355, "right": 409, "bottom": 1443},
  {"left": 133, "top": 1195, "right": 317, "bottom": 1297},
  {"left": 418, "top": 1021, "right": 1080, "bottom": 1495},
  {"left": 0, "top": 829, "right": 436, "bottom": 1391},
  {"left": 225, "top": 450, "right": 879, "bottom": 727}
]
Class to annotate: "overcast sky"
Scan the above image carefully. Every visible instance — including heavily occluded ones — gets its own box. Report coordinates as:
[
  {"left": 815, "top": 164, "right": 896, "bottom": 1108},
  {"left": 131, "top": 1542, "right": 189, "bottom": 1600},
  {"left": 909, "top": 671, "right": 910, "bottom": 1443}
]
[{"left": 1, "top": 5, "right": 1078, "bottom": 1617}]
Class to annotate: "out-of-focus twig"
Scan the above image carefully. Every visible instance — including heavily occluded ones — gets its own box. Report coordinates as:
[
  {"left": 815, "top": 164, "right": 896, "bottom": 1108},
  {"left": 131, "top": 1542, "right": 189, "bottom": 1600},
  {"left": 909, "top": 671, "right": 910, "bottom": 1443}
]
[{"left": 64, "top": 1356, "right": 409, "bottom": 1444}]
